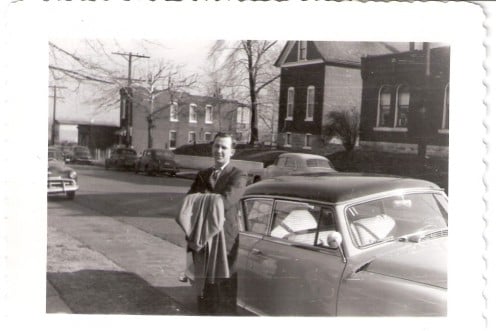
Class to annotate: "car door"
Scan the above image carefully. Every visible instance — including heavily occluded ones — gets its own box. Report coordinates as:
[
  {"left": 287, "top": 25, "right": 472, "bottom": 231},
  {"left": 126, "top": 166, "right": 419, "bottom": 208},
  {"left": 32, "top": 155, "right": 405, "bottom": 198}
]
[
  {"left": 237, "top": 198, "right": 274, "bottom": 313},
  {"left": 244, "top": 201, "right": 346, "bottom": 316}
]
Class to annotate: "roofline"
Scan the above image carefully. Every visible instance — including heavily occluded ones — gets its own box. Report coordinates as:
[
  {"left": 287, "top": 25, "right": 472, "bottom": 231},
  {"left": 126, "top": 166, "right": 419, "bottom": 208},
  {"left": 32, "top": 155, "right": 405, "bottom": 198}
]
[
  {"left": 274, "top": 41, "right": 295, "bottom": 67},
  {"left": 362, "top": 45, "right": 450, "bottom": 61}
]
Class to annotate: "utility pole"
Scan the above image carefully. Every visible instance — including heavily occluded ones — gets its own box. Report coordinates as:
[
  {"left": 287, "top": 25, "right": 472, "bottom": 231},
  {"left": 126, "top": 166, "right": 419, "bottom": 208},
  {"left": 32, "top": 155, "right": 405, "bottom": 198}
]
[
  {"left": 112, "top": 52, "right": 150, "bottom": 147},
  {"left": 49, "top": 85, "right": 66, "bottom": 145}
]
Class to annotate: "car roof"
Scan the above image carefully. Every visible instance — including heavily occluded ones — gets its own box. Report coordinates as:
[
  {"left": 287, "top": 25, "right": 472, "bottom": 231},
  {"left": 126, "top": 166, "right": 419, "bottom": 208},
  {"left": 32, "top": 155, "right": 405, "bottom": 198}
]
[
  {"left": 244, "top": 173, "right": 442, "bottom": 203},
  {"left": 278, "top": 153, "right": 329, "bottom": 160}
]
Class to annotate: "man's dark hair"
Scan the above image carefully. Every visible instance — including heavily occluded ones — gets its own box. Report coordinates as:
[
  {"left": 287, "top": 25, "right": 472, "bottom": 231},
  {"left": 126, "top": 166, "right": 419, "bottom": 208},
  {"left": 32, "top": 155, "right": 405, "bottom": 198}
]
[{"left": 213, "top": 132, "right": 236, "bottom": 149}]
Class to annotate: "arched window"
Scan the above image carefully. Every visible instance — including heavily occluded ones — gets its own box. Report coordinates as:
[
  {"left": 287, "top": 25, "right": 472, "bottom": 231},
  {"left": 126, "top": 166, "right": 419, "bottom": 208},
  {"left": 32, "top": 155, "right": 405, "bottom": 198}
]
[
  {"left": 306, "top": 86, "right": 315, "bottom": 121},
  {"left": 395, "top": 85, "right": 410, "bottom": 128},
  {"left": 376, "top": 85, "right": 392, "bottom": 127},
  {"left": 442, "top": 84, "right": 449, "bottom": 130},
  {"left": 286, "top": 87, "right": 294, "bottom": 120}
]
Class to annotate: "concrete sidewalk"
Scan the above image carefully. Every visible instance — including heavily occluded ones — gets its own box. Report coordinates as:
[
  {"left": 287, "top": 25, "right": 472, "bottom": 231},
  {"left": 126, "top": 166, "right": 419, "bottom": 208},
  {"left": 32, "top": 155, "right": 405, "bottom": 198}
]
[{"left": 47, "top": 201, "right": 195, "bottom": 314}]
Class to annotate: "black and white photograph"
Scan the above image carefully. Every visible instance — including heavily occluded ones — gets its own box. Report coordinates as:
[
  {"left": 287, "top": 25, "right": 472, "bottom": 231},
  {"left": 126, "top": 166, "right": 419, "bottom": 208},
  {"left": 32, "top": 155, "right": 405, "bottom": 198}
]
[{"left": 2, "top": 1, "right": 494, "bottom": 330}]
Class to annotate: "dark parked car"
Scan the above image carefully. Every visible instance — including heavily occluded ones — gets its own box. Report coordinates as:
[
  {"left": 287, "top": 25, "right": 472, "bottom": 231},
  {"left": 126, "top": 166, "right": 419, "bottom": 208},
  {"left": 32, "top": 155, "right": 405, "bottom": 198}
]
[
  {"left": 135, "top": 148, "right": 178, "bottom": 176},
  {"left": 70, "top": 145, "right": 93, "bottom": 165},
  {"left": 48, "top": 147, "right": 78, "bottom": 199},
  {"left": 105, "top": 147, "right": 138, "bottom": 171},
  {"left": 185, "top": 173, "right": 448, "bottom": 316}
]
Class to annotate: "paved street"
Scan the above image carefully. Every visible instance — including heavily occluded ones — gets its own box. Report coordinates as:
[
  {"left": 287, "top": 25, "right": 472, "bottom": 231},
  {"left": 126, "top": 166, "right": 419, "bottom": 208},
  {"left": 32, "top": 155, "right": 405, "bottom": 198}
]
[{"left": 47, "top": 165, "right": 199, "bottom": 315}]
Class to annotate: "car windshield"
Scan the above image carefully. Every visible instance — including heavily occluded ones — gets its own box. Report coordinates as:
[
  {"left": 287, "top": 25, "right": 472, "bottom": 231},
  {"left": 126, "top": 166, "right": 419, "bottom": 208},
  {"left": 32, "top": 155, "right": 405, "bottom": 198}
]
[
  {"left": 306, "top": 159, "right": 331, "bottom": 168},
  {"left": 345, "top": 192, "right": 448, "bottom": 247}
]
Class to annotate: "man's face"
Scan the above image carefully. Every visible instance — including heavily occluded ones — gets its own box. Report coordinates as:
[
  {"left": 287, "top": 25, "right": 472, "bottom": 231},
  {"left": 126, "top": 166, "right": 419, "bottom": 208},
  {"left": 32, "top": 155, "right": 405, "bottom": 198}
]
[{"left": 212, "top": 136, "right": 235, "bottom": 168}]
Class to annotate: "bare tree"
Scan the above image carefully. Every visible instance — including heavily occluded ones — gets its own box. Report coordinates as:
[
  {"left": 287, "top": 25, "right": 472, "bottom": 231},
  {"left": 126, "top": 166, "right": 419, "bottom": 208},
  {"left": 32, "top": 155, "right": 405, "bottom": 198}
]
[
  {"left": 209, "top": 40, "right": 281, "bottom": 144},
  {"left": 49, "top": 40, "right": 197, "bottom": 148},
  {"left": 133, "top": 61, "right": 197, "bottom": 148}
]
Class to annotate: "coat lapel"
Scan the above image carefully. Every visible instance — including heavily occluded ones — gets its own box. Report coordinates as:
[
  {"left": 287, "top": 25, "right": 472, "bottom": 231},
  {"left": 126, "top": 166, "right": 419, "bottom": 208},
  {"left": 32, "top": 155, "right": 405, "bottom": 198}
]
[{"left": 213, "top": 163, "right": 233, "bottom": 191}]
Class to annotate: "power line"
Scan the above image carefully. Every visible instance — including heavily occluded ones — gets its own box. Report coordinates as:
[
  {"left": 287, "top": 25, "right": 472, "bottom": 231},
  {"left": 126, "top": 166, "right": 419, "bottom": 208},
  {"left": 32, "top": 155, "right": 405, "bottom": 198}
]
[
  {"left": 112, "top": 52, "right": 150, "bottom": 146},
  {"left": 49, "top": 85, "right": 67, "bottom": 145}
]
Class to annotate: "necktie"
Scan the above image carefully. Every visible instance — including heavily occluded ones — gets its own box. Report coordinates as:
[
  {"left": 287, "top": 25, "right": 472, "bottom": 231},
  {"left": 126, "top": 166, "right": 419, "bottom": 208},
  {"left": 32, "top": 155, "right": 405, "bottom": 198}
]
[{"left": 211, "top": 168, "right": 221, "bottom": 186}]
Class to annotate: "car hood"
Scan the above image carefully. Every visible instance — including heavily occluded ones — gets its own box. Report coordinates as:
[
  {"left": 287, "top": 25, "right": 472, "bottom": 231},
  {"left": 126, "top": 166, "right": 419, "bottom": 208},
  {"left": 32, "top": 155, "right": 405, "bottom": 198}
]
[
  {"left": 48, "top": 160, "right": 73, "bottom": 176},
  {"left": 365, "top": 237, "right": 447, "bottom": 289}
]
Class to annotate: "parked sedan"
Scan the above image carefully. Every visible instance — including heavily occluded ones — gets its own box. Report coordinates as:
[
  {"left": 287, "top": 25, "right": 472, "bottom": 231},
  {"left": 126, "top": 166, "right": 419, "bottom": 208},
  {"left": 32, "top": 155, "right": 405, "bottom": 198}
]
[
  {"left": 248, "top": 152, "right": 336, "bottom": 184},
  {"left": 47, "top": 147, "right": 78, "bottom": 199},
  {"left": 135, "top": 148, "right": 178, "bottom": 176},
  {"left": 70, "top": 145, "right": 93, "bottom": 165},
  {"left": 232, "top": 173, "right": 448, "bottom": 316},
  {"left": 105, "top": 147, "right": 138, "bottom": 171},
  {"left": 234, "top": 173, "right": 447, "bottom": 316}
]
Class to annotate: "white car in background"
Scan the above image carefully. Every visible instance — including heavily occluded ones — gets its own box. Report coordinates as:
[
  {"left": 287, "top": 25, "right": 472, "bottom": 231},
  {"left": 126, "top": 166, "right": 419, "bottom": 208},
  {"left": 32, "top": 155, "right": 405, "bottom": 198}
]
[
  {"left": 248, "top": 152, "right": 336, "bottom": 184},
  {"left": 48, "top": 146, "right": 79, "bottom": 200}
]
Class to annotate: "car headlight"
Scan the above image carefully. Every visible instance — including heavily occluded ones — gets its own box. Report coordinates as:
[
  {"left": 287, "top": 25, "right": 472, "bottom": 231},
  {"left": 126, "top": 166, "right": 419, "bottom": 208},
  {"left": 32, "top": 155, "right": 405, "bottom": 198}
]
[{"left": 69, "top": 171, "right": 77, "bottom": 179}]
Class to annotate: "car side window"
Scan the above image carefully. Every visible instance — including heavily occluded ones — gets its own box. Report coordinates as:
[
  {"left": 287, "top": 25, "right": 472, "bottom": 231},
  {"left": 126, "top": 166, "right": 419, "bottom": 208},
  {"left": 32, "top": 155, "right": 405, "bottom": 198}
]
[
  {"left": 270, "top": 201, "right": 321, "bottom": 245},
  {"left": 285, "top": 157, "right": 296, "bottom": 169},
  {"left": 316, "top": 209, "right": 337, "bottom": 247},
  {"left": 276, "top": 157, "right": 286, "bottom": 167},
  {"left": 243, "top": 199, "right": 273, "bottom": 235}
]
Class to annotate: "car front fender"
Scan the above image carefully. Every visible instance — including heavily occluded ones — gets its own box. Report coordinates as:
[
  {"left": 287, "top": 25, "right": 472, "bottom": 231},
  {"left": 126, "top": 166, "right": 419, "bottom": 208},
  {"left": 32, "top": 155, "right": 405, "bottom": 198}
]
[{"left": 337, "top": 270, "right": 446, "bottom": 316}]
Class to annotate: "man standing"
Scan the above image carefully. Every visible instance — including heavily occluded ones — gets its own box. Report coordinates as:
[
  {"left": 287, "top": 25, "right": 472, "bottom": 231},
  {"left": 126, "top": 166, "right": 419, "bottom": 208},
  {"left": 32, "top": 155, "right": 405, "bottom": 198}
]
[{"left": 187, "top": 132, "right": 247, "bottom": 315}]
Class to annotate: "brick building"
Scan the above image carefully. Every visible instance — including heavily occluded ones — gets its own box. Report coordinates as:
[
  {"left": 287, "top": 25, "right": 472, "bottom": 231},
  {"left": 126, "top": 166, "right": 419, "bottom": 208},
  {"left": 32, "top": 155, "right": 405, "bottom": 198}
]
[
  {"left": 274, "top": 41, "right": 411, "bottom": 154},
  {"left": 359, "top": 45, "right": 450, "bottom": 156},
  {"left": 123, "top": 89, "right": 251, "bottom": 154}
]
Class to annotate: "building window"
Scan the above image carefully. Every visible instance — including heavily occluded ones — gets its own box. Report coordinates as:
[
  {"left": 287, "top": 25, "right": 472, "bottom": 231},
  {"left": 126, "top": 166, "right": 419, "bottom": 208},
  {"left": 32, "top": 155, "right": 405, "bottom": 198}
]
[
  {"left": 395, "top": 85, "right": 410, "bottom": 128},
  {"left": 304, "top": 134, "right": 312, "bottom": 149},
  {"left": 205, "top": 105, "right": 213, "bottom": 124},
  {"left": 306, "top": 86, "right": 315, "bottom": 121},
  {"left": 170, "top": 102, "right": 178, "bottom": 122},
  {"left": 169, "top": 131, "right": 177, "bottom": 149},
  {"left": 237, "top": 107, "right": 250, "bottom": 124},
  {"left": 376, "top": 85, "right": 392, "bottom": 127},
  {"left": 284, "top": 132, "right": 292, "bottom": 147},
  {"left": 286, "top": 87, "right": 294, "bottom": 120},
  {"left": 441, "top": 84, "right": 449, "bottom": 131},
  {"left": 205, "top": 132, "right": 212, "bottom": 142},
  {"left": 188, "top": 131, "right": 196, "bottom": 144},
  {"left": 298, "top": 41, "right": 307, "bottom": 61},
  {"left": 189, "top": 104, "right": 198, "bottom": 123}
]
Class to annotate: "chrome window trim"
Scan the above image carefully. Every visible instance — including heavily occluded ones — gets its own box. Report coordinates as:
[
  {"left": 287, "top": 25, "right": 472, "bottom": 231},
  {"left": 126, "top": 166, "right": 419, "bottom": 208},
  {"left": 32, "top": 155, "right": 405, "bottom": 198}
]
[
  {"left": 342, "top": 189, "right": 448, "bottom": 250},
  {"left": 242, "top": 188, "right": 447, "bottom": 258},
  {"left": 241, "top": 195, "right": 342, "bottom": 257}
]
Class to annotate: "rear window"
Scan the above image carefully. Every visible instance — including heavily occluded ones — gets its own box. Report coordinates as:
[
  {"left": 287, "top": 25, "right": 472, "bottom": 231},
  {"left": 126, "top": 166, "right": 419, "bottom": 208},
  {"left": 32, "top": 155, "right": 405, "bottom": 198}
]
[{"left": 306, "top": 159, "right": 331, "bottom": 168}]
